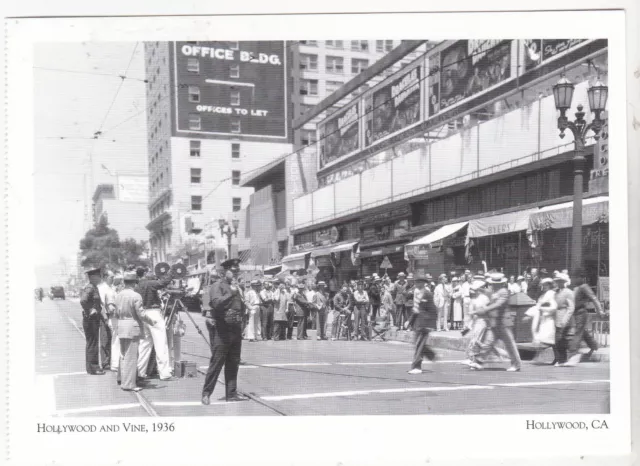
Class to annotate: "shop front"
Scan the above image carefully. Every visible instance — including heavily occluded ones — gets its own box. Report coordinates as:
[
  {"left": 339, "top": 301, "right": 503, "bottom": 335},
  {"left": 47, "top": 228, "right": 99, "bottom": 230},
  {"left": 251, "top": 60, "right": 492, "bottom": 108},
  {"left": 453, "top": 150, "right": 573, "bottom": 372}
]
[
  {"left": 528, "top": 196, "right": 609, "bottom": 287},
  {"left": 405, "top": 221, "right": 469, "bottom": 277},
  {"left": 357, "top": 206, "right": 411, "bottom": 279}
]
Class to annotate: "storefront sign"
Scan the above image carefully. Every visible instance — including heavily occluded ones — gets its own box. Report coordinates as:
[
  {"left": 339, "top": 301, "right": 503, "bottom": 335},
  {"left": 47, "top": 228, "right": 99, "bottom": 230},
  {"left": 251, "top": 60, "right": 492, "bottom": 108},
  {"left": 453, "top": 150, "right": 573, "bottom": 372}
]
[
  {"left": 528, "top": 200, "right": 609, "bottom": 232},
  {"left": 315, "top": 226, "right": 340, "bottom": 244},
  {"left": 315, "top": 256, "right": 332, "bottom": 267},
  {"left": 405, "top": 244, "right": 431, "bottom": 259},
  {"left": 522, "top": 39, "right": 586, "bottom": 70},
  {"left": 365, "top": 65, "right": 422, "bottom": 147},
  {"left": 292, "top": 242, "right": 314, "bottom": 253},
  {"left": 360, "top": 205, "right": 411, "bottom": 226},
  {"left": 523, "top": 40, "right": 542, "bottom": 71},
  {"left": 438, "top": 40, "right": 512, "bottom": 112},
  {"left": 318, "top": 102, "right": 360, "bottom": 169},
  {"left": 467, "top": 209, "right": 536, "bottom": 238}
]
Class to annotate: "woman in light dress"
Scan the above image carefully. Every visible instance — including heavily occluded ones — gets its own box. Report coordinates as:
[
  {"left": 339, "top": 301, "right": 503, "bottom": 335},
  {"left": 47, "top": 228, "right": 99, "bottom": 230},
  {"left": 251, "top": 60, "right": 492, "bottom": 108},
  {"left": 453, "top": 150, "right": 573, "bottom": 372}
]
[{"left": 524, "top": 277, "right": 557, "bottom": 355}]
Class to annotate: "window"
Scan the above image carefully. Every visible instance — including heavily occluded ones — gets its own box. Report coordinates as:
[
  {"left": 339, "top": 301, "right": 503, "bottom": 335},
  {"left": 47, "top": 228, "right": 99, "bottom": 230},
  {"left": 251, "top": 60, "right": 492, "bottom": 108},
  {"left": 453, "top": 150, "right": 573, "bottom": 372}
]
[
  {"left": 190, "top": 168, "right": 201, "bottom": 184},
  {"left": 299, "top": 104, "right": 313, "bottom": 115},
  {"left": 351, "top": 58, "right": 369, "bottom": 74},
  {"left": 230, "top": 90, "right": 240, "bottom": 106},
  {"left": 229, "top": 41, "right": 239, "bottom": 50},
  {"left": 188, "top": 86, "right": 200, "bottom": 103},
  {"left": 229, "top": 65, "right": 240, "bottom": 78},
  {"left": 186, "top": 41, "right": 198, "bottom": 45},
  {"left": 190, "top": 140, "right": 201, "bottom": 157},
  {"left": 230, "top": 118, "right": 241, "bottom": 133},
  {"left": 187, "top": 58, "right": 199, "bottom": 73},
  {"left": 325, "top": 40, "right": 343, "bottom": 49},
  {"left": 325, "top": 56, "right": 344, "bottom": 74},
  {"left": 301, "top": 130, "right": 317, "bottom": 147},
  {"left": 188, "top": 113, "right": 201, "bottom": 130},
  {"left": 300, "top": 79, "right": 318, "bottom": 96},
  {"left": 231, "top": 143, "right": 240, "bottom": 159},
  {"left": 300, "top": 40, "right": 317, "bottom": 46},
  {"left": 299, "top": 54, "right": 318, "bottom": 71},
  {"left": 325, "top": 80, "right": 343, "bottom": 94},
  {"left": 351, "top": 40, "right": 369, "bottom": 51},
  {"left": 191, "top": 196, "right": 202, "bottom": 211},
  {"left": 232, "top": 170, "right": 241, "bottom": 186},
  {"left": 376, "top": 40, "right": 384, "bottom": 53},
  {"left": 232, "top": 197, "right": 242, "bottom": 212},
  {"left": 385, "top": 40, "right": 394, "bottom": 52}
]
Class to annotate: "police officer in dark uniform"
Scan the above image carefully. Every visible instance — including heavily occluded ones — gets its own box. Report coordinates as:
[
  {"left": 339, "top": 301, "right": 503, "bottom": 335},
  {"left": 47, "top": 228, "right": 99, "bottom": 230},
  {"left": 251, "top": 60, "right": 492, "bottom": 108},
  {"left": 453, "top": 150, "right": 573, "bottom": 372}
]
[
  {"left": 201, "top": 259, "right": 249, "bottom": 405},
  {"left": 79, "top": 267, "right": 105, "bottom": 375}
]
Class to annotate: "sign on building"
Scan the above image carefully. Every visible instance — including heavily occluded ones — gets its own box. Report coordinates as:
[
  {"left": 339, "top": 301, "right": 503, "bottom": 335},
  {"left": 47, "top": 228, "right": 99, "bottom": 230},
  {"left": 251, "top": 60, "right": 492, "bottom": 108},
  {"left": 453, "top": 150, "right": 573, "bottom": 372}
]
[
  {"left": 318, "top": 103, "right": 360, "bottom": 169},
  {"left": 174, "top": 41, "right": 289, "bottom": 139}
]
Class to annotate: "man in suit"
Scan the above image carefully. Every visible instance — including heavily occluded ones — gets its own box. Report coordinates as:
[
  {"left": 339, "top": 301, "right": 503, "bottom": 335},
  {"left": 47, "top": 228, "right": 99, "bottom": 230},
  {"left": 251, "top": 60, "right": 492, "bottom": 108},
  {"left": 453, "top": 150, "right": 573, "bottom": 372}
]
[
  {"left": 313, "top": 281, "right": 330, "bottom": 340},
  {"left": 114, "top": 271, "right": 145, "bottom": 392},
  {"left": 406, "top": 273, "right": 438, "bottom": 374},
  {"left": 202, "top": 259, "right": 249, "bottom": 405}
]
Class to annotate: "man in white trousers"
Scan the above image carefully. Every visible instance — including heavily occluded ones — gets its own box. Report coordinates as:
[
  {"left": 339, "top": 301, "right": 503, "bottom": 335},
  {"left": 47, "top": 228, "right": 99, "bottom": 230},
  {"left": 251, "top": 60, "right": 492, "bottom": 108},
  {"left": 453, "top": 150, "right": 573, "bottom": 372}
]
[
  {"left": 244, "top": 279, "right": 262, "bottom": 342},
  {"left": 97, "top": 271, "right": 118, "bottom": 371},
  {"left": 136, "top": 270, "right": 178, "bottom": 381}
]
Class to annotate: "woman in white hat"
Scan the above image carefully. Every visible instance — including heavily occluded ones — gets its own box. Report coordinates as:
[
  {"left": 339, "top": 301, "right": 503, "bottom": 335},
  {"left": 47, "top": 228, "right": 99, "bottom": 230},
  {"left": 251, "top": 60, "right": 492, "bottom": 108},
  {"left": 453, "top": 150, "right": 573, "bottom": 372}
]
[
  {"left": 451, "top": 277, "right": 464, "bottom": 330},
  {"left": 524, "top": 278, "right": 557, "bottom": 357}
]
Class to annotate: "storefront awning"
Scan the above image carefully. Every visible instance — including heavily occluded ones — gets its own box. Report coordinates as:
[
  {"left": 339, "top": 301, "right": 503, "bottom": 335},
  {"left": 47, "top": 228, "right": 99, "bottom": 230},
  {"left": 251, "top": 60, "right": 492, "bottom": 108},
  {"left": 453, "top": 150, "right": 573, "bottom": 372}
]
[
  {"left": 467, "top": 209, "right": 538, "bottom": 239},
  {"left": 527, "top": 196, "right": 609, "bottom": 233},
  {"left": 407, "top": 221, "right": 469, "bottom": 247},
  {"left": 405, "top": 221, "right": 468, "bottom": 259},
  {"left": 280, "top": 251, "right": 309, "bottom": 270},
  {"left": 331, "top": 240, "right": 359, "bottom": 254}
]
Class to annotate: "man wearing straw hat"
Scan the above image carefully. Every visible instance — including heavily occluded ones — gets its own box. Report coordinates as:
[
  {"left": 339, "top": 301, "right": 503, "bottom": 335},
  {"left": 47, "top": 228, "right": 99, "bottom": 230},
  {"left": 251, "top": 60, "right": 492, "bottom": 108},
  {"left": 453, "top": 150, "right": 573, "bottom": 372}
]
[{"left": 478, "top": 272, "right": 522, "bottom": 372}]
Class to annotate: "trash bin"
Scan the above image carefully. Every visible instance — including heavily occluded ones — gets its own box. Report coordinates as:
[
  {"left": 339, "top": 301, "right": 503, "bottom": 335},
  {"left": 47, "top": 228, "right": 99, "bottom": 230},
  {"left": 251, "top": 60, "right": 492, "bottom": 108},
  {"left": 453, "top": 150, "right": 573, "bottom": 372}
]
[{"left": 508, "top": 292, "right": 537, "bottom": 343}]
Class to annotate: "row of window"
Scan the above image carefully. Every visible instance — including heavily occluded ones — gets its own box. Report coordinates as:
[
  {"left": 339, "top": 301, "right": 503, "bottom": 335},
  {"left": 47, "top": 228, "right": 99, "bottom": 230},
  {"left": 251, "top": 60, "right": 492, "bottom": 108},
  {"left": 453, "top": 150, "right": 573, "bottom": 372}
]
[
  {"left": 191, "top": 196, "right": 242, "bottom": 212},
  {"left": 188, "top": 168, "right": 241, "bottom": 185},
  {"left": 186, "top": 58, "right": 239, "bottom": 78},
  {"left": 186, "top": 86, "right": 241, "bottom": 106},
  {"left": 299, "top": 55, "right": 369, "bottom": 74},
  {"left": 300, "top": 40, "right": 394, "bottom": 53},
  {"left": 187, "top": 114, "right": 242, "bottom": 133},
  {"left": 188, "top": 140, "right": 241, "bottom": 159}
]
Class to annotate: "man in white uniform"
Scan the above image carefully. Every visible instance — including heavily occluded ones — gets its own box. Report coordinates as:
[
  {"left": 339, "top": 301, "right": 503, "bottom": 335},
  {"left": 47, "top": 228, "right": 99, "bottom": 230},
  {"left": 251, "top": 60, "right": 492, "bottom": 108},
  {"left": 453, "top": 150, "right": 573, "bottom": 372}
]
[{"left": 97, "top": 271, "right": 118, "bottom": 371}]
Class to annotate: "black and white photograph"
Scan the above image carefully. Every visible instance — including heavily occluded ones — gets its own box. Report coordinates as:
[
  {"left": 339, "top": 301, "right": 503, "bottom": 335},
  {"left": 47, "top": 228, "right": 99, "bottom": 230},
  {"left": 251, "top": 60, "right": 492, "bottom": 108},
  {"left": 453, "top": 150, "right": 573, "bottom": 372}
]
[{"left": 3, "top": 6, "right": 636, "bottom": 466}]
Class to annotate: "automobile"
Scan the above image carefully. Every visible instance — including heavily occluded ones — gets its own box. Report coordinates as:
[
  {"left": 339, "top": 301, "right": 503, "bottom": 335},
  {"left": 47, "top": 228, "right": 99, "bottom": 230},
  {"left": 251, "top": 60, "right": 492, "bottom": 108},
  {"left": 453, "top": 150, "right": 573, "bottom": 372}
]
[{"left": 50, "top": 286, "right": 65, "bottom": 300}]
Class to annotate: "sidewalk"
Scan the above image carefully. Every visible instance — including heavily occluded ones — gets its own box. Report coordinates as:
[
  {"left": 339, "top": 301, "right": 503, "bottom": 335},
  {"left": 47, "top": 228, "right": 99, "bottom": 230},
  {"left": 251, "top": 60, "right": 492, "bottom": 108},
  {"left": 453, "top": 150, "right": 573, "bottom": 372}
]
[{"left": 384, "top": 327, "right": 610, "bottom": 362}]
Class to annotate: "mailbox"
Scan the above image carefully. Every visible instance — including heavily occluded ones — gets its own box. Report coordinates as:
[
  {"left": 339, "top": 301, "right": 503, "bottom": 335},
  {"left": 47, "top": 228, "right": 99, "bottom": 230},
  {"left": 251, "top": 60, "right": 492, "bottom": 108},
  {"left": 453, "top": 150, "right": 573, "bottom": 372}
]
[{"left": 508, "top": 292, "right": 537, "bottom": 343}]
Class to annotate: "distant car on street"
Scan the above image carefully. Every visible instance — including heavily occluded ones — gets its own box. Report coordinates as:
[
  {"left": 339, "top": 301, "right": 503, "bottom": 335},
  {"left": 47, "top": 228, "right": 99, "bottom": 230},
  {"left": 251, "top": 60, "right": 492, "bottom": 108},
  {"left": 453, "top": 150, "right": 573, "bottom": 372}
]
[{"left": 50, "top": 286, "right": 65, "bottom": 300}]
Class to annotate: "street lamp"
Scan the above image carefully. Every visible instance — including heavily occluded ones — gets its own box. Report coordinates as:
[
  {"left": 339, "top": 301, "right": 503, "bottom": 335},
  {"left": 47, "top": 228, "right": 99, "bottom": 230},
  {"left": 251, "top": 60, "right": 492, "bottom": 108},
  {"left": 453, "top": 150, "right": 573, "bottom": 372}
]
[
  {"left": 552, "top": 74, "right": 608, "bottom": 277},
  {"left": 219, "top": 218, "right": 239, "bottom": 260}
]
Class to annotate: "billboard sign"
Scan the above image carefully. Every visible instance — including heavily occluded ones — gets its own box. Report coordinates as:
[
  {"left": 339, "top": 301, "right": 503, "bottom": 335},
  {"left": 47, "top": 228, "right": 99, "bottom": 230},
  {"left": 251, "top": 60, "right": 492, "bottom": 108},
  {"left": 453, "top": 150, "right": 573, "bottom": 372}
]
[
  {"left": 437, "top": 40, "right": 512, "bottom": 112},
  {"left": 523, "top": 39, "right": 586, "bottom": 70},
  {"left": 174, "top": 41, "right": 288, "bottom": 139},
  {"left": 318, "top": 102, "right": 360, "bottom": 169},
  {"left": 364, "top": 64, "right": 422, "bottom": 147}
]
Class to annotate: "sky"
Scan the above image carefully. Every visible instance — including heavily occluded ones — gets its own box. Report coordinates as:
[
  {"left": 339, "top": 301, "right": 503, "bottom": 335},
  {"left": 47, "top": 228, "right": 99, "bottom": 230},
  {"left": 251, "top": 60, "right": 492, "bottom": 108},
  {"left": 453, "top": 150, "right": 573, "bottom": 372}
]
[{"left": 34, "top": 42, "right": 148, "bottom": 272}]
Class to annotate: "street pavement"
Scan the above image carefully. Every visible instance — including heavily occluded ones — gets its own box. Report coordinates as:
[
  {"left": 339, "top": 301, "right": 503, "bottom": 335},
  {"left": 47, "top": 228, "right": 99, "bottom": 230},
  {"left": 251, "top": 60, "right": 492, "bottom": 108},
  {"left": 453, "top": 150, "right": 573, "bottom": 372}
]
[{"left": 36, "top": 298, "right": 611, "bottom": 417}]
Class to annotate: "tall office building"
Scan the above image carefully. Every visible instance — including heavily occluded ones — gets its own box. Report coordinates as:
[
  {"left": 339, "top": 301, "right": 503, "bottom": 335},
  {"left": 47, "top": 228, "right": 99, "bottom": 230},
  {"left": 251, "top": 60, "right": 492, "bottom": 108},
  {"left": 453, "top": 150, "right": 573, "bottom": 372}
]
[{"left": 143, "top": 40, "right": 404, "bottom": 265}]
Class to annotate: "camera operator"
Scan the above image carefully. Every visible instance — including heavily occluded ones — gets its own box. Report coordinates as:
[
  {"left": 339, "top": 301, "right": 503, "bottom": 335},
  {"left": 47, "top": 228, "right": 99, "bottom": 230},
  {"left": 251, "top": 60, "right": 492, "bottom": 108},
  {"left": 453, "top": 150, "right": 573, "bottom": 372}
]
[{"left": 136, "top": 267, "right": 178, "bottom": 381}]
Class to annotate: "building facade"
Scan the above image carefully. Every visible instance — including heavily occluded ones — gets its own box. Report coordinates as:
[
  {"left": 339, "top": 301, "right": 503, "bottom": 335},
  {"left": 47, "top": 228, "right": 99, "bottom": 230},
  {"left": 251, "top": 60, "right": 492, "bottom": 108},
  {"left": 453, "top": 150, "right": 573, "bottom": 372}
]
[
  {"left": 286, "top": 39, "right": 609, "bottom": 290},
  {"left": 143, "top": 41, "right": 294, "bottom": 264},
  {"left": 92, "top": 180, "right": 149, "bottom": 243}
]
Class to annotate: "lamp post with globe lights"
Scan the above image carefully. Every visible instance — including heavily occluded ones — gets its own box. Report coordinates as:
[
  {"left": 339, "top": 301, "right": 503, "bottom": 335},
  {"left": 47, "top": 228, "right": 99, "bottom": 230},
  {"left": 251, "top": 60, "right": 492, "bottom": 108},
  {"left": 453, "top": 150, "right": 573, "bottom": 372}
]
[
  {"left": 219, "top": 218, "right": 240, "bottom": 260},
  {"left": 552, "top": 74, "right": 608, "bottom": 277}
]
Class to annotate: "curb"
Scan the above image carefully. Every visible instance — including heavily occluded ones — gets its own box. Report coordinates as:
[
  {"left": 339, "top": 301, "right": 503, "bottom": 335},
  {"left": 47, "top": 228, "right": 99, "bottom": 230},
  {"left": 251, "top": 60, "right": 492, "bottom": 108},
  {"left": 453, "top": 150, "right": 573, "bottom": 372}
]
[{"left": 385, "top": 328, "right": 610, "bottom": 362}]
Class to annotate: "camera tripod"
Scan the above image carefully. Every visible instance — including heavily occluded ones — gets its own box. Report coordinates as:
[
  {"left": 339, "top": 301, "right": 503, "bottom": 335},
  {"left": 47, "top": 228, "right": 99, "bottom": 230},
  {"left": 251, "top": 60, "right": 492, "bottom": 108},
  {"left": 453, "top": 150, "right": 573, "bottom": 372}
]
[{"left": 161, "top": 291, "right": 212, "bottom": 349}]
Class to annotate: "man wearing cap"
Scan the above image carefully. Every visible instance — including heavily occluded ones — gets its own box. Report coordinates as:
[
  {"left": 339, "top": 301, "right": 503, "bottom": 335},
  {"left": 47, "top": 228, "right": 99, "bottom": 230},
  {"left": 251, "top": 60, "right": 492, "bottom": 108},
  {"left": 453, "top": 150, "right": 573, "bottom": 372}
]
[
  {"left": 114, "top": 271, "right": 145, "bottom": 392},
  {"left": 97, "top": 270, "right": 117, "bottom": 371},
  {"left": 552, "top": 273, "right": 575, "bottom": 366},
  {"left": 79, "top": 267, "right": 106, "bottom": 375},
  {"left": 406, "top": 274, "right": 438, "bottom": 374},
  {"left": 244, "top": 279, "right": 262, "bottom": 342},
  {"left": 259, "top": 279, "right": 275, "bottom": 340},
  {"left": 136, "top": 267, "right": 177, "bottom": 381},
  {"left": 201, "top": 269, "right": 220, "bottom": 317},
  {"left": 313, "top": 281, "right": 330, "bottom": 340},
  {"left": 481, "top": 273, "right": 522, "bottom": 371},
  {"left": 352, "top": 281, "right": 370, "bottom": 341},
  {"left": 392, "top": 272, "right": 408, "bottom": 329},
  {"left": 202, "top": 258, "right": 248, "bottom": 404}
]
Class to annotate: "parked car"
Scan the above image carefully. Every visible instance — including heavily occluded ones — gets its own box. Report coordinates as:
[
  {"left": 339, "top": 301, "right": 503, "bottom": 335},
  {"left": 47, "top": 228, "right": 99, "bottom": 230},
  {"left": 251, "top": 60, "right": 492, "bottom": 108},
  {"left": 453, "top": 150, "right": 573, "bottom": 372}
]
[{"left": 50, "top": 286, "right": 65, "bottom": 300}]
